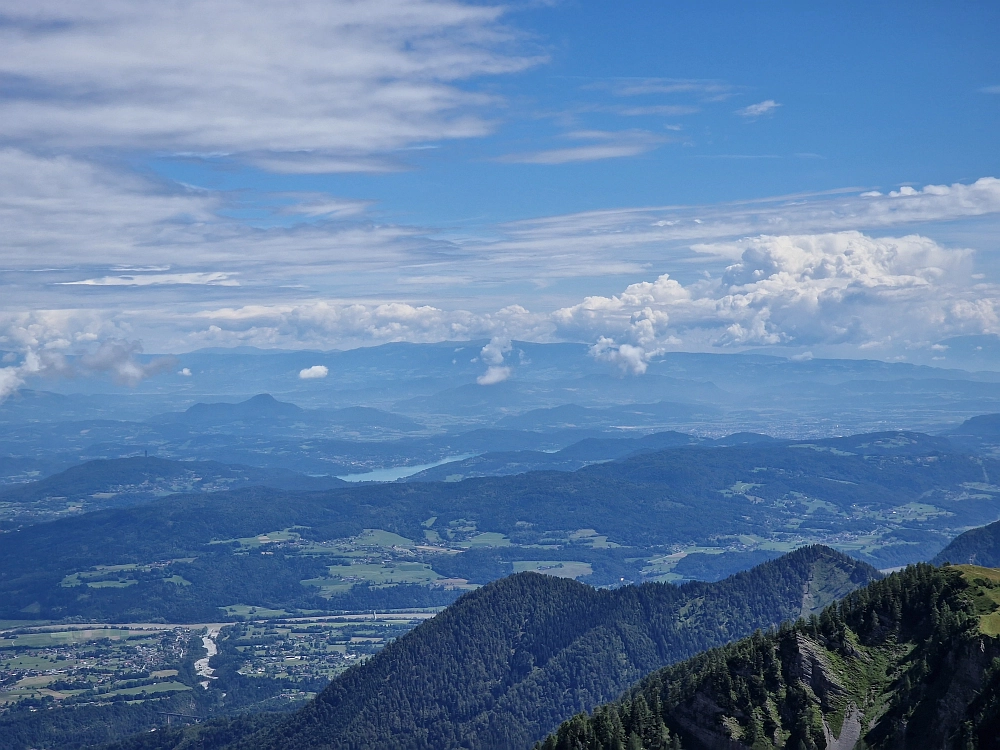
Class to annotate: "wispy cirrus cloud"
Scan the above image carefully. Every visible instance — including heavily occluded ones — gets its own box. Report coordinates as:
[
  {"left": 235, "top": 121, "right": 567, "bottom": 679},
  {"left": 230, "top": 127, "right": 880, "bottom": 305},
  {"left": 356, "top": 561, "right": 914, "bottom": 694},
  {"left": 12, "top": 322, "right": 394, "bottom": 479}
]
[
  {"left": 490, "top": 177, "right": 1000, "bottom": 271},
  {"left": 3, "top": 148, "right": 998, "bottom": 290},
  {"left": 614, "top": 105, "right": 700, "bottom": 117},
  {"left": 61, "top": 272, "right": 239, "bottom": 287},
  {"left": 496, "top": 129, "right": 666, "bottom": 164},
  {"left": 597, "top": 78, "right": 733, "bottom": 100},
  {"left": 0, "top": 0, "right": 540, "bottom": 171},
  {"left": 738, "top": 99, "right": 781, "bottom": 118}
]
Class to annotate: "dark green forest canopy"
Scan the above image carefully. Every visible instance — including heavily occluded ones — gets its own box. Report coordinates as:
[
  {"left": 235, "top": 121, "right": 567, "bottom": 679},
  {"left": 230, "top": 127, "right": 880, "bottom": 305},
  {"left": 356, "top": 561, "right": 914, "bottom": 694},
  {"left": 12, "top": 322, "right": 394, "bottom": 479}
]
[
  {"left": 538, "top": 563, "right": 1000, "bottom": 750},
  {"left": 221, "top": 546, "right": 877, "bottom": 750},
  {"left": 3, "top": 430, "right": 991, "bottom": 571}
]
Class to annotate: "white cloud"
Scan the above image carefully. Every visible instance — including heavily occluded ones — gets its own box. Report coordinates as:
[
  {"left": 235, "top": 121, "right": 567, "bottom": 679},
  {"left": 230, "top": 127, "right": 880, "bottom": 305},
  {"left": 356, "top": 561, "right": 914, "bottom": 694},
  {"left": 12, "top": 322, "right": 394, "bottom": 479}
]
[
  {"left": 738, "top": 99, "right": 781, "bottom": 118},
  {"left": 0, "top": 335, "right": 174, "bottom": 401},
  {"left": 497, "top": 130, "right": 664, "bottom": 164},
  {"left": 590, "top": 338, "right": 652, "bottom": 375},
  {"left": 0, "top": 0, "right": 538, "bottom": 169},
  {"left": 186, "top": 302, "right": 544, "bottom": 351},
  {"left": 492, "top": 178, "right": 1000, "bottom": 277},
  {"left": 615, "top": 105, "right": 700, "bottom": 117},
  {"left": 4, "top": 149, "right": 999, "bottom": 294},
  {"left": 0, "top": 149, "right": 217, "bottom": 269},
  {"left": 476, "top": 335, "right": 512, "bottom": 384},
  {"left": 601, "top": 78, "right": 732, "bottom": 99},
  {"left": 79, "top": 339, "right": 176, "bottom": 386},
  {"left": 145, "top": 230, "right": 994, "bottom": 363},
  {"left": 479, "top": 335, "right": 511, "bottom": 366},
  {"left": 549, "top": 231, "right": 990, "bottom": 365},
  {"left": 4, "top": 170, "right": 1000, "bottom": 368},
  {"left": 179, "top": 367, "right": 192, "bottom": 376},
  {"left": 0, "top": 149, "right": 440, "bottom": 274},
  {"left": 3, "top": 229, "right": 1000, "bottom": 383},
  {"left": 62, "top": 272, "right": 239, "bottom": 287},
  {"left": 981, "top": 85, "right": 1000, "bottom": 94},
  {"left": 476, "top": 365, "right": 511, "bottom": 385},
  {"left": 0, "top": 366, "right": 23, "bottom": 402},
  {"left": 299, "top": 365, "right": 329, "bottom": 379}
]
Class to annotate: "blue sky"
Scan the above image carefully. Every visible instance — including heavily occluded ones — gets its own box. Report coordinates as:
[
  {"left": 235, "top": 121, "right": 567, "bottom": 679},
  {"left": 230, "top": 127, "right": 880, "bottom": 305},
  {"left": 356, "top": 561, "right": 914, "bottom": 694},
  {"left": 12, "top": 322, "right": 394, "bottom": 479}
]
[
  {"left": 154, "top": 1, "right": 999, "bottom": 221},
  {"left": 1, "top": 0, "right": 999, "bottom": 391}
]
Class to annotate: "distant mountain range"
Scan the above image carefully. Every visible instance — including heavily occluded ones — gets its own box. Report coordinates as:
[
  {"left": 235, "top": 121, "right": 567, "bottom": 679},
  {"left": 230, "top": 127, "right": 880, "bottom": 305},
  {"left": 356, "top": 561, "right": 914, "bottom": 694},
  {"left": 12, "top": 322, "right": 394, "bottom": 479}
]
[
  {"left": 0, "top": 455, "right": 347, "bottom": 529},
  {"left": 406, "top": 430, "right": 775, "bottom": 482},
  {"left": 7, "top": 343, "right": 1000, "bottom": 441},
  {"left": 149, "top": 393, "right": 425, "bottom": 433},
  {"left": 5, "top": 428, "right": 1000, "bottom": 622}
]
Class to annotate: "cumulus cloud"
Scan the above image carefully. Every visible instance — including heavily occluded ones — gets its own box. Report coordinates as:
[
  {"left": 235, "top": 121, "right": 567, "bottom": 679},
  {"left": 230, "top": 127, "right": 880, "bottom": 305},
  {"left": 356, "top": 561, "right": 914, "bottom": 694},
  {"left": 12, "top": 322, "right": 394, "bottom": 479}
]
[
  {"left": 5, "top": 228, "right": 999, "bottom": 380},
  {"left": 550, "top": 231, "right": 990, "bottom": 366},
  {"left": 0, "top": 336, "right": 173, "bottom": 401},
  {"left": 0, "top": 0, "right": 538, "bottom": 167},
  {"left": 0, "top": 367, "right": 23, "bottom": 402},
  {"left": 79, "top": 339, "right": 176, "bottom": 386},
  {"left": 148, "top": 229, "right": 996, "bottom": 369},
  {"left": 476, "top": 336, "right": 512, "bottom": 384},
  {"left": 738, "top": 99, "right": 781, "bottom": 118},
  {"left": 0, "top": 351, "right": 60, "bottom": 402},
  {"left": 299, "top": 365, "right": 329, "bottom": 379},
  {"left": 476, "top": 366, "right": 511, "bottom": 385},
  {"left": 0, "top": 311, "right": 172, "bottom": 395},
  {"left": 5, "top": 171, "right": 1000, "bottom": 369},
  {"left": 590, "top": 338, "right": 652, "bottom": 375},
  {"left": 479, "top": 336, "right": 512, "bottom": 366}
]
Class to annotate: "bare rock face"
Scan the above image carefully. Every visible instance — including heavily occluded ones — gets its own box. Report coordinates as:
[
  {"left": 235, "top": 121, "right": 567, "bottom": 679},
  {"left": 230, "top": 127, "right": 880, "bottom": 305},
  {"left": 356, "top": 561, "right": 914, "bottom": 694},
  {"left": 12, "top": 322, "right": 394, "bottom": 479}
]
[{"left": 823, "top": 704, "right": 863, "bottom": 750}]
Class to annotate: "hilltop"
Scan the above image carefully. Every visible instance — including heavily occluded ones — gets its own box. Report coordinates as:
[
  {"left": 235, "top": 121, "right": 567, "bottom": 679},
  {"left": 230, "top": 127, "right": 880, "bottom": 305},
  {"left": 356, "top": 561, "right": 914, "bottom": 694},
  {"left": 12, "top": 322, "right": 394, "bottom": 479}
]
[
  {"left": 933, "top": 518, "right": 1000, "bottom": 568},
  {"left": 227, "top": 546, "right": 876, "bottom": 750}
]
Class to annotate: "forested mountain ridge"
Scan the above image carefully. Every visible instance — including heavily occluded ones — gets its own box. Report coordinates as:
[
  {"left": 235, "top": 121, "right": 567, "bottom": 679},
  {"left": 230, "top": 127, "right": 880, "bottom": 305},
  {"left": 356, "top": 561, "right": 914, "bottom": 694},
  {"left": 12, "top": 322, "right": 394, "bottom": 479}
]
[
  {"left": 539, "top": 563, "right": 1000, "bottom": 750},
  {"left": 0, "top": 456, "right": 347, "bottom": 529},
  {"left": 217, "top": 546, "right": 878, "bottom": 750},
  {"left": 933, "top": 518, "right": 1000, "bottom": 568},
  {"left": 0, "top": 429, "right": 990, "bottom": 622}
]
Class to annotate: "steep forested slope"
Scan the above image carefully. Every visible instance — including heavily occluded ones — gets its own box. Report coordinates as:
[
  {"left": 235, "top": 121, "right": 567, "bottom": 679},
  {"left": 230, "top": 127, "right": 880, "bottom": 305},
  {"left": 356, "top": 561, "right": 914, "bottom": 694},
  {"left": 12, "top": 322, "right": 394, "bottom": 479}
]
[
  {"left": 227, "top": 547, "right": 877, "bottom": 750},
  {"left": 540, "top": 563, "right": 1000, "bottom": 750},
  {"left": 934, "top": 519, "right": 1000, "bottom": 567}
]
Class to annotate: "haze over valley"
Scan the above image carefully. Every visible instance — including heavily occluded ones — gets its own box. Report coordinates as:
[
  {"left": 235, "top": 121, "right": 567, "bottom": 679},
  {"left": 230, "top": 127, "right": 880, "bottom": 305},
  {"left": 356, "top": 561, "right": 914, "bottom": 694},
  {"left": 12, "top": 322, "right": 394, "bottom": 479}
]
[{"left": 1, "top": 1, "right": 999, "bottom": 748}]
